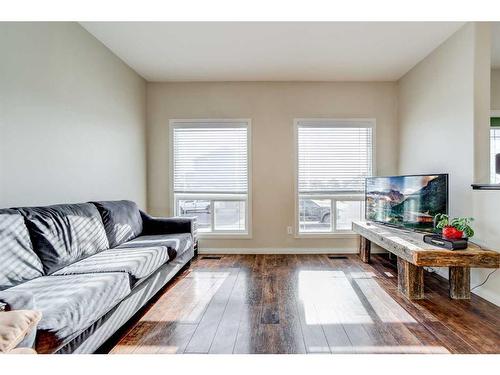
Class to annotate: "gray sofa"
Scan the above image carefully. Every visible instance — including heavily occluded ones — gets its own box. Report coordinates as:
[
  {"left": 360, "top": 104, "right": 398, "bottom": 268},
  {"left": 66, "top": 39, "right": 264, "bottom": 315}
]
[{"left": 0, "top": 200, "right": 197, "bottom": 354}]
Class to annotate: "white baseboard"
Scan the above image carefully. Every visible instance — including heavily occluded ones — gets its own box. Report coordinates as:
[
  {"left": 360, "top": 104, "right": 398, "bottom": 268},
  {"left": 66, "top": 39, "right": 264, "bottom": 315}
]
[
  {"left": 198, "top": 247, "right": 387, "bottom": 255},
  {"left": 473, "top": 288, "right": 500, "bottom": 307}
]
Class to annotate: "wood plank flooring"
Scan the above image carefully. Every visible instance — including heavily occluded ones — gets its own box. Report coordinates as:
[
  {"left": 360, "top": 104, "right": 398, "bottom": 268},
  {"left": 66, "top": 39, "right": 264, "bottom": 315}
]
[{"left": 104, "top": 254, "right": 500, "bottom": 354}]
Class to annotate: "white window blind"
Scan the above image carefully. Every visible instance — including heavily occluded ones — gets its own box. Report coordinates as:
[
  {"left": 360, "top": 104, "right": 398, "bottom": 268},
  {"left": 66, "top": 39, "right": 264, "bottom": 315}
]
[
  {"left": 298, "top": 121, "right": 373, "bottom": 194},
  {"left": 173, "top": 124, "right": 248, "bottom": 194}
]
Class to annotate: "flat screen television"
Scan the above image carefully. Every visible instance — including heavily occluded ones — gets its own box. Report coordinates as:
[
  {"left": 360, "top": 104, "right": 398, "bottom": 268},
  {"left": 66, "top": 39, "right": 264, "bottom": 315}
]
[{"left": 365, "top": 174, "right": 448, "bottom": 232}]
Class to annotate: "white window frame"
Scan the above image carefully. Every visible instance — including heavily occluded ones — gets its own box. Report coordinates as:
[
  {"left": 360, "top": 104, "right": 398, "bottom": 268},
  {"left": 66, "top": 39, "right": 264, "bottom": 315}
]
[
  {"left": 490, "top": 127, "right": 500, "bottom": 184},
  {"left": 294, "top": 118, "right": 376, "bottom": 238},
  {"left": 491, "top": 110, "right": 500, "bottom": 184},
  {"left": 169, "top": 119, "right": 252, "bottom": 239}
]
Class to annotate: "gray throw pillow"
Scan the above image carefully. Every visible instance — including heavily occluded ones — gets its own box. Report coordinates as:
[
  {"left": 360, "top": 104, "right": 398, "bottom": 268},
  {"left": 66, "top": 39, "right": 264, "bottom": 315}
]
[
  {"left": 0, "top": 209, "right": 44, "bottom": 290},
  {"left": 18, "top": 203, "right": 109, "bottom": 274},
  {"left": 91, "top": 200, "right": 143, "bottom": 248}
]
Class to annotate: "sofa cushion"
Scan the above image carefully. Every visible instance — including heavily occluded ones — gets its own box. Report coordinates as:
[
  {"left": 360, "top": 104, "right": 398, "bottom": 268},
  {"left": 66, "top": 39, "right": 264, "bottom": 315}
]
[
  {"left": 52, "top": 246, "right": 171, "bottom": 282},
  {"left": 0, "top": 310, "right": 42, "bottom": 353},
  {"left": 5, "top": 273, "right": 131, "bottom": 353},
  {"left": 0, "top": 209, "right": 44, "bottom": 290},
  {"left": 0, "top": 290, "right": 35, "bottom": 311},
  {"left": 18, "top": 203, "right": 109, "bottom": 274},
  {"left": 91, "top": 201, "right": 143, "bottom": 248},
  {"left": 117, "top": 233, "right": 193, "bottom": 260}
]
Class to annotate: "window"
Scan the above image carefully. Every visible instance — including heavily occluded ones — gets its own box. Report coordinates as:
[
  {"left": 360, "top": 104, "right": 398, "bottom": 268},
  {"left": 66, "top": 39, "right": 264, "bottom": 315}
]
[
  {"left": 296, "top": 119, "right": 374, "bottom": 235},
  {"left": 490, "top": 119, "right": 500, "bottom": 183},
  {"left": 171, "top": 120, "right": 251, "bottom": 236}
]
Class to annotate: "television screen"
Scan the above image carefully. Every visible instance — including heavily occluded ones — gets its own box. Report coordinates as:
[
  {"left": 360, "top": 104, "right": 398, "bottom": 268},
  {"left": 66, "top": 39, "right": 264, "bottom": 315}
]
[{"left": 365, "top": 174, "right": 448, "bottom": 231}]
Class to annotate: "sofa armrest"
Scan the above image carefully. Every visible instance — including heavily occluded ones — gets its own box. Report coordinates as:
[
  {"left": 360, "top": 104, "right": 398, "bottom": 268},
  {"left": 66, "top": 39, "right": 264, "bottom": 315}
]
[{"left": 140, "top": 211, "right": 198, "bottom": 242}]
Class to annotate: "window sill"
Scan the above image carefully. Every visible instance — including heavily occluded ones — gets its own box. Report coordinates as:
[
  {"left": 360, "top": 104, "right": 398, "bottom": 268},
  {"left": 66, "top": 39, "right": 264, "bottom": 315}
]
[
  {"left": 198, "top": 233, "right": 252, "bottom": 240},
  {"left": 294, "top": 232, "right": 358, "bottom": 239},
  {"left": 471, "top": 184, "right": 500, "bottom": 190}
]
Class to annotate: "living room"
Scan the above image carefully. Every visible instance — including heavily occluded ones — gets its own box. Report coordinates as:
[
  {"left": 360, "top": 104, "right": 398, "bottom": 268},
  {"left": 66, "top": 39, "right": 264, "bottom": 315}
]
[{"left": 1, "top": 1, "right": 499, "bottom": 372}]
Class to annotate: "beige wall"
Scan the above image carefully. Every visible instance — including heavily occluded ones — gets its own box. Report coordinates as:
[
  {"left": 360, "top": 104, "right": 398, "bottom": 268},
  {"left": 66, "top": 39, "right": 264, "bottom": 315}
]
[
  {"left": 147, "top": 81, "right": 398, "bottom": 251},
  {"left": 472, "top": 191, "right": 500, "bottom": 305},
  {"left": 473, "top": 24, "right": 491, "bottom": 183},
  {"left": 0, "top": 22, "right": 147, "bottom": 208},
  {"left": 398, "top": 23, "right": 475, "bottom": 217},
  {"left": 398, "top": 23, "right": 499, "bottom": 306},
  {"left": 492, "top": 69, "right": 500, "bottom": 110}
]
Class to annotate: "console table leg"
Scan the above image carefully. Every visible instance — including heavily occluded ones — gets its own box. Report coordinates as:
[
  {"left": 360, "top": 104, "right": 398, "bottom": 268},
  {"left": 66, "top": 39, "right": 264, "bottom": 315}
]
[
  {"left": 449, "top": 267, "right": 471, "bottom": 299},
  {"left": 397, "top": 257, "right": 424, "bottom": 300},
  {"left": 359, "top": 236, "right": 371, "bottom": 263}
]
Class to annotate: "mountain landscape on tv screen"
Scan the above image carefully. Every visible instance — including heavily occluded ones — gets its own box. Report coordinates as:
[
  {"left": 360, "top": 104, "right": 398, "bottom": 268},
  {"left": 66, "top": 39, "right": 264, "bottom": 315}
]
[{"left": 366, "top": 175, "right": 447, "bottom": 229}]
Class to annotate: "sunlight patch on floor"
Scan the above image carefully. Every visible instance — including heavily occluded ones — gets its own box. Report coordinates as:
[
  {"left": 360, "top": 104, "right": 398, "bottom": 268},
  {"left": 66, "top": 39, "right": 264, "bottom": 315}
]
[
  {"left": 140, "top": 272, "right": 229, "bottom": 323},
  {"left": 330, "top": 345, "right": 449, "bottom": 354},
  {"left": 355, "top": 278, "right": 417, "bottom": 323},
  {"left": 188, "top": 270, "right": 232, "bottom": 279},
  {"left": 298, "top": 270, "right": 373, "bottom": 324},
  {"left": 349, "top": 271, "right": 377, "bottom": 279}
]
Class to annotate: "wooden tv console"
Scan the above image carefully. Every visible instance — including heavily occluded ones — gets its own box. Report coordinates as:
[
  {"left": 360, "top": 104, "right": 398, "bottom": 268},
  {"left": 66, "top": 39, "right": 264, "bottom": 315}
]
[{"left": 352, "top": 221, "right": 500, "bottom": 300}]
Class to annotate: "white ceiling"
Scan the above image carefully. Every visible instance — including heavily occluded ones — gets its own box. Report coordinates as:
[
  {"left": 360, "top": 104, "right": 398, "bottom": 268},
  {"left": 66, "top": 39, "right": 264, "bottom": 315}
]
[{"left": 81, "top": 22, "right": 464, "bottom": 82}]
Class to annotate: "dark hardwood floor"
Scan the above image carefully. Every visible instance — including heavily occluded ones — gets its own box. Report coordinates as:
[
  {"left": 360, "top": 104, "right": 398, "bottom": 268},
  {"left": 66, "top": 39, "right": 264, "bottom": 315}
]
[{"left": 105, "top": 254, "right": 500, "bottom": 354}]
